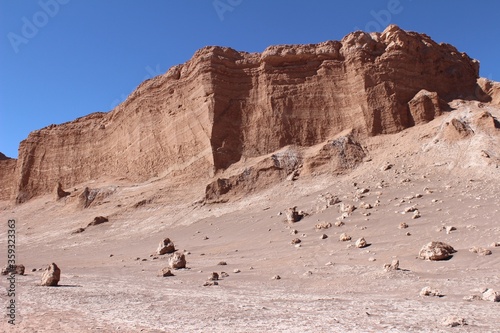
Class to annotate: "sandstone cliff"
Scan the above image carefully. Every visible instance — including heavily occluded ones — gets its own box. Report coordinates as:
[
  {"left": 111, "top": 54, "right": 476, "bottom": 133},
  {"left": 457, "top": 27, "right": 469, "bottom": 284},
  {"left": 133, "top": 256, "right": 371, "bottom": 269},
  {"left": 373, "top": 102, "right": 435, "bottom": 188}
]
[{"left": 3, "top": 25, "right": 494, "bottom": 203}]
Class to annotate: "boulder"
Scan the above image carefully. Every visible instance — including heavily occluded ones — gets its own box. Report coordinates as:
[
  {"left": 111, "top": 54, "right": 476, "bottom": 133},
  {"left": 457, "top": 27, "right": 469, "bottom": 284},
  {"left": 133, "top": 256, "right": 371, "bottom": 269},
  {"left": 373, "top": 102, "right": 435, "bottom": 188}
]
[
  {"left": 168, "top": 252, "right": 186, "bottom": 269},
  {"left": 418, "top": 241, "right": 456, "bottom": 261},
  {"left": 157, "top": 238, "right": 176, "bottom": 255},
  {"left": 41, "top": 263, "right": 61, "bottom": 286}
]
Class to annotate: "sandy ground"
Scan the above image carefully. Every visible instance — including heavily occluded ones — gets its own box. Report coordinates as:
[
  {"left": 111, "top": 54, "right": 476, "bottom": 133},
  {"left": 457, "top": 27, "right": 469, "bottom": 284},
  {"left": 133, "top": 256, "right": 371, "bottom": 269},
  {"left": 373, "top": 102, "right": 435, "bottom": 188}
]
[{"left": 1, "top": 101, "right": 500, "bottom": 332}]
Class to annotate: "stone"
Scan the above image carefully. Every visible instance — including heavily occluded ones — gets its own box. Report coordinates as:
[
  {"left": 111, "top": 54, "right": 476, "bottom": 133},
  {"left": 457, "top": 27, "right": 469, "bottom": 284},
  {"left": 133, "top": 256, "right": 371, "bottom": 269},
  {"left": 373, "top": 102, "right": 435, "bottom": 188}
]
[
  {"left": 220, "top": 272, "right": 229, "bottom": 278},
  {"left": 482, "top": 289, "right": 500, "bottom": 302},
  {"left": 203, "top": 281, "right": 218, "bottom": 286},
  {"left": 411, "top": 211, "right": 421, "bottom": 219},
  {"left": 339, "top": 233, "right": 351, "bottom": 241},
  {"left": 87, "top": 216, "right": 109, "bottom": 227},
  {"left": 399, "top": 222, "right": 409, "bottom": 229},
  {"left": 208, "top": 272, "right": 219, "bottom": 281},
  {"left": 41, "top": 263, "right": 61, "bottom": 286},
  {"left": 290, "top": 229, "right": 298, "bottom": 235},
  {"left": 158, "top": 267, "right": 174, "bottom": 277},
  {"left": 233, "top": 269, "right": 241, "bottom": 273},
  {"left": 418, "top": 242, "right": 456, "bottom": 261},
  {"left": 355, "top": 237, "right": 367, "bottom": 248},
  {"left": 335, "top": 221, "right": 345, "bottom": 227},
  {"left": 285, "top": 207, "right": 303, "bottom": 223},
  {"left": 408, "top": 89, "right": 445, "bottom": 124},
  {"left": 320, "top": 234, "right": 328, "bottom": 240},
  {"left": 383, "top": 259, "right": 399, "bottom": 272},
  {"left": 1, "top": 264, "right": 25, "bottom": 275},
  {"left": 157, "top": 238, "right": 176, "bottom": 255},
  {"left": 442, "top": 316, "right": 467, "bottom": 327},
  {"left": 315, "top": 222, "right": 332, "bottom": 230},
  {"left": 492, "top": 242, "right": 500, "bottom": 247},
  {"left": 218, "top": 261, "right": 227, "bottom": 266},
  {"left": 272, "top": 275, "right": 281, "bottom": 280},
  {"left": 291, "top": 238, "right": 301, "bottom": 245},
  {"left": 469, "top": 247, "right": 492, "bottom": 256},
  {"left": 420, "top": 286, "right": 442, "bottom": 297},
  {"left": 71, "top": 227, "right": 86, "bottom": 234},
  {"left": 168, "top": 252, "right": 186, "bottom": 269},
  {"left": 445, "top": 226, "right": 456, "bottom": 234}
]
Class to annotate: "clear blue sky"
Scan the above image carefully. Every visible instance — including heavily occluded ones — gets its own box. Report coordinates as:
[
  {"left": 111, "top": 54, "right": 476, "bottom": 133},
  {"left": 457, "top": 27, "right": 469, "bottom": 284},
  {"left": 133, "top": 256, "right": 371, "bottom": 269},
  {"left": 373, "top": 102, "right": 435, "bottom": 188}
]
[{"left": 1, "top": 0, "right": 499, "bottom": 158}]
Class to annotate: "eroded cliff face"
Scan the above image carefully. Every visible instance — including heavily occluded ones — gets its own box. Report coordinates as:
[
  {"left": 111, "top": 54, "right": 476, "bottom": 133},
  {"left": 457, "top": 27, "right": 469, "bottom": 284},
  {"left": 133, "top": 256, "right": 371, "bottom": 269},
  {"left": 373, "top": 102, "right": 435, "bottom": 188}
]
[{"left": 7, "top": 25, "right": 488, "bottom": 202}]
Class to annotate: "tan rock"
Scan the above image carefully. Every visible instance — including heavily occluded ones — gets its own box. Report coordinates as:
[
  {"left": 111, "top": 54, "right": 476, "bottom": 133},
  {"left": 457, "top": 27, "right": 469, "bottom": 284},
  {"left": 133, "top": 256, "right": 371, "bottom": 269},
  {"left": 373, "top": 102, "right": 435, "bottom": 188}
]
[
  {"left": 418, "top": 241, "right": 456, "bottom": 261},
  {"left": 157, "top": 238, "right": 176, "bottom": 255},
  {"left": 41, "top": 263, "right": 61, "bottom": 286},
  {"left": 355, "top": 237, "right": 367, "bottom": 248},
  {"left": 442, "top": 316, "right": 467, "bottom": 327},
  {"left": 158, "top": 267, "right": 174, "bottom": 277},
  {"left": 469, "top": 246, "right": 492, "bottom": 256},
  {"left": 285, "top": 207, "right": 303, "bottom": 223},
  {"left": 399, "top": 222, "right": 409, "bottom": 229},
  {"left": 168, "top": 252, "right": 186, "bottom": 269},
  {"left": 482, "top": 289, "right": 500, "bottom": 302},
  {"left": 208, "top": 272, "right": 219, "bottom": 281},
  {"left": 339, "top": 233, "right": 351, "bottom": 242},
  {"left": 1, "top": 264, "right": 25, "bottom": 275},
  {"left": 383, "top": 259, "right": 400, "bottom": 272},
  {"left": 315, "top": 222, "right": 332, "bottom": 230},
  {"left": 420, "top": 286, "right": 442, "bottom": 297},
  {"left": 87, "top": 216, "right": 109, "bottom": 227},
  {"left": 291, "top": 238, "right": 301, "bottom": 245}
]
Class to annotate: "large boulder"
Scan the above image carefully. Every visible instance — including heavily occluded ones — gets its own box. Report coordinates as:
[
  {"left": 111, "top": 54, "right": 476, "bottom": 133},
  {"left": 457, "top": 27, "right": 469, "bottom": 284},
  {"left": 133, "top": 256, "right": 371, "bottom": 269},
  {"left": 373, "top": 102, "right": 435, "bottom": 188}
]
[
  {"left": 41, "top": 263, "right": 61, "bottom": 286},
  {"left": 418, "top": 241, "right": 456, "bottom": 261},
  {"left": 157, "top": 238, "right": 176, "bottom": 255}
]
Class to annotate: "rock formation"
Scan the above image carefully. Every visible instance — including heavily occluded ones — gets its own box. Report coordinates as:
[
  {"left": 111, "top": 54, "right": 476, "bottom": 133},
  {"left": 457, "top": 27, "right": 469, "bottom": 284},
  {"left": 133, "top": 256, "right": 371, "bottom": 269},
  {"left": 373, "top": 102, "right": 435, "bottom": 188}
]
[
  {"left": 0, "top": 25, "right": 493, "bottom": 203},
  {"left": 41, "top": 263, "right": 61, "bottom": 286}
]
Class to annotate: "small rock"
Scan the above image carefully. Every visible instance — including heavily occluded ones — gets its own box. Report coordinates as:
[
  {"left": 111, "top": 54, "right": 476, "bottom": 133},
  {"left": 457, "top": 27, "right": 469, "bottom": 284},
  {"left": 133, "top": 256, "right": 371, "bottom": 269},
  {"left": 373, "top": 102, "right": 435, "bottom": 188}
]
[
  {"left": 380, "top": 163, "right": 393, "bottom": 171},
  {"left": 399, "top": 222, "right": 409, "bottom": 229},
  {"left": 420, "top": 286, "right": 442, "bottom": 297},
  {"left": 1, "top": 264, "right": 25, "bottom": 276},
  {"left": 157, "top": 238, "right": 176, "bottom": 255},
  {"left": 285, "top": 206, "right": 303, "bottom": 223},
  {"left": 491, "top": 242, "right": 500, "bottom": 247},
  {"left": 303, "top": 270, "right": 313, "bottom": 276},
  {"left": 463, "top": 295, "right": 482, "bottom": 302},
  {"left": 320, "top": 234, "right": 328, "bottom": 240},
  {"left": 158, "top": 267, "right": 174, "bottom": 277},
  {"left": 203, "top": 281, "right": 218, "bottom": 286},
  {"left": 31, "top": 268, "right": 37, "bottom": 272},
  {"left": 291, "top": 238, "right": 301, "bottom": 245},
  {"left": 446, "top": 226, "right": 456, "bottom": 234},
  {"left": 315, "top": 222, "right": 332, "bottom": 230},
  {"left": 339, "top": 233, "right": 351, "bottom": 242},
  {"left": 233, "top": 269, "right": 241, "bottom": 273},
  {"left": 355, "top": 237, "right": 367, "bottom": 248},
  {"left": 203, "top": 236, "right": 209, "bottom": 240},
  {"left": 335, "top": 221, "right": 345, "bottom": 227},
  {"left": 482, "top": 289, "right": 500, "bottom": 302},
  {"left": 87, "top": 216, "right": 109, "bottom": 227},
  {"left": 168, "top": 252, "right": 186, "bottom": 269},
  {"left": 418, "top": 241, "right": 456, "bottom": 261},
  {"left": 218, "top": 261, "right": 227, "bottom": 266},
  {"left": 368, "top": 257, "right": 376, "bottom": 262},
  {"left": 208, "top": 272, "right": 219, "bottom": 281},
  {"left": 41, "top": 263, "right": 61, "bottom": 286},
  {"left": 272, "top": 275, "right": 281, "bottom": 280},
  {"left": 71, "top": 227, "right": 86, "bottom": 234},
  {"left": 325, "top": 261, "right": 334, "bottom": 266},
  {"left": 383, "top": 259, "right": 399, "bottom": 272},
  {"left": 442, "top": 316, "right": 467, "bottom": 327},
  {"left": 412, "top": 210, "right": 421, "bottom": 219},
  {"left": 220, "top": 272, "right": 229, "bottom": 278},
  {"left": 290, "top": 229, "right": 298, "bottom": 235},
  {"left": 469, "top": 247, "right": 492, "bottom": 256}
]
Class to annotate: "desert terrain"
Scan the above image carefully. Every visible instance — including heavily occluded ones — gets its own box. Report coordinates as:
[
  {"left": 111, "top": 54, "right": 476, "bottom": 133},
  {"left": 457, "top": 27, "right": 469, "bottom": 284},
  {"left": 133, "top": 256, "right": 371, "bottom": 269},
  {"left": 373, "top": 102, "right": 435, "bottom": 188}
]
[{"left": 1, "top": 26, "right": 500, "bottom": 332}]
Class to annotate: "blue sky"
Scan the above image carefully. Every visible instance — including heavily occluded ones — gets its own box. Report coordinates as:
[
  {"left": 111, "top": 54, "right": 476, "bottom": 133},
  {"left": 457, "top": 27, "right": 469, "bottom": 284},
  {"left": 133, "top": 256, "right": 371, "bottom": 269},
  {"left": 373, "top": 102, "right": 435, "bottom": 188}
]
[{"left": 1, "top": 0, "right": 499, "bottom": 158}]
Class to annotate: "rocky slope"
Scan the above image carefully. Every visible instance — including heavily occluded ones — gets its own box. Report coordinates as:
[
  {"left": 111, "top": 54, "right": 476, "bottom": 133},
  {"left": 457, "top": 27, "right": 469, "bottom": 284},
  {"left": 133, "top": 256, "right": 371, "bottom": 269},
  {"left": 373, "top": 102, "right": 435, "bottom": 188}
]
[{"left": 1, "top": 25, "right": 495, "bottom": 203}]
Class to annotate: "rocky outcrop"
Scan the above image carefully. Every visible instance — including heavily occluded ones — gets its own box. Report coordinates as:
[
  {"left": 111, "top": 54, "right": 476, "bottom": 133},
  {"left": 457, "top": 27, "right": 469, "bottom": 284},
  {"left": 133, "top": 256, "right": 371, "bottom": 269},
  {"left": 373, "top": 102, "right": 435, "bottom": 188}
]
[
  {"left": 4, "top": 25, "right": 490, "bottom": 203},
  {"left": 408, "top": 90, "right": 447, "bottom": 125},
  {"left": 0, "top": 153, "right": 16, "bottom": 201}
]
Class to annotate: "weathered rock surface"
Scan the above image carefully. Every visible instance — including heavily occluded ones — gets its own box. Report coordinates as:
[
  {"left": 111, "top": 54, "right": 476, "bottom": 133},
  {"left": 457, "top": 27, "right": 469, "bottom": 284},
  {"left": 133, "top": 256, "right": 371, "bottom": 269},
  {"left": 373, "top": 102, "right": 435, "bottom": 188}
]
[
  {"left": 41, "top": 263, "right": 61, "bottom": 286},
  {"left": 418, "top": 241, "right": 456, "bottom": 261},
  {"left": 54, "top": 182, "right": 70, "bottom": 200},
  {"left": 2, "top": 25, "right": 487, "bottom": 203}
]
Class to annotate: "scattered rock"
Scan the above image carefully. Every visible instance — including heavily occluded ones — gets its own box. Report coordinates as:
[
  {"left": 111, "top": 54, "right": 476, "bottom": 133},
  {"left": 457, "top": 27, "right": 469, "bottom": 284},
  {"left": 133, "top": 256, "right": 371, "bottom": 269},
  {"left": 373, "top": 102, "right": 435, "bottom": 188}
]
[
  {"left": 359, "top": 202, "right": 373, "bottom": 209},
  {"left": 420, "top": 286, "right": 442, "bottom": 297},
  {"left": 383, "top": 259, "right": 399, "bottom": 272},
  {"left": 203, "top": 281, "right": 218, "bottom": 286},
  {"left": 463, "top": 295, "right": 482, "bottom": 302},
  {"left": 320, "top": 234, "right": 328, "bottom": 240},
  {"left": 168, "top": 252, "right": 186, "bottom": 269},
  {"left": 157, "top": 238, "right": 176, "bottom": 255},
  {"left": 357, "top": 188, "right": 370, "bottom": 195},
  {"left": 469, "top": 246, "right": 492, "bottom": 256},
  {"left": 31, "top": 268, "right": 37, "bottom": 272},
  {"left": 71, "top": 227, "right": 86, "bottom": 234},
  {"left": 158, "top": 267, "right": 174, "bottom": 277},
  {"left": 272, "top": 275, "right": 281, "bottom": 280},
  {"left": 339, "top": 233, "right": 351, "bottom": 241},
  {"left": 404, "top": 205, "right": 417, "bottom": 213},
  {"left": 315, "top": 222, "right": 332, "bottom": 230},
  {"left": 233, "top": 269, "right": 241, "bottom": 273},
  {"left": 368, "top": 257, "right": 376, "bottom": 262},
  {"left": 291, "top": 238, "right": 302, "bottom": 245},
  {"left": 87, "top": 216, "right": 109, "bottom": 227},
  {"left": 335, "top": 220, "right": 345, "bottom": 227},
  {"left": 208, "top": 272, "right": 219, "bottom": 281},
  {"left": 446, "top": 226, "right": 456, "bottom": 234},
  {"left": 491, "top": 242, "right": 500, "bottom": 247},
  {"left": 442, "top": 316, "right": 467, "bottom": 327},
  {"left": 290, "top": 229, "right": 298, "bottom": 235},
  {"left": 41, "top": 263, "right": 61, "bottom": 286},
  {"left": 355, "top": 237, "right": 367, "bottom": 248},
  {"left": 380, "top": 163, "right": 393, "bottom": 171},
  {"left": 218, "top": 261, "right": 227, "bottom": 266},
  {"left": 339, "top": 203, "right": 356, "bottom": 216},
  {"left": 482, "top": 289, "right": 500, "bottom": 302},
  {"left": 220, "top": 272, "right": 229, "bottom": 278},
  {"left": 1, "top": 264, "right": 25, "bottom": 275},
  {"left": 399, "top": 222, "right": 409, "bottom": 229},
  {"left": 418, "top": 241, "right": 456, "bottom": 261},
  {"left": 285, "top": 206, "right": 303, "bottom": 223}
]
